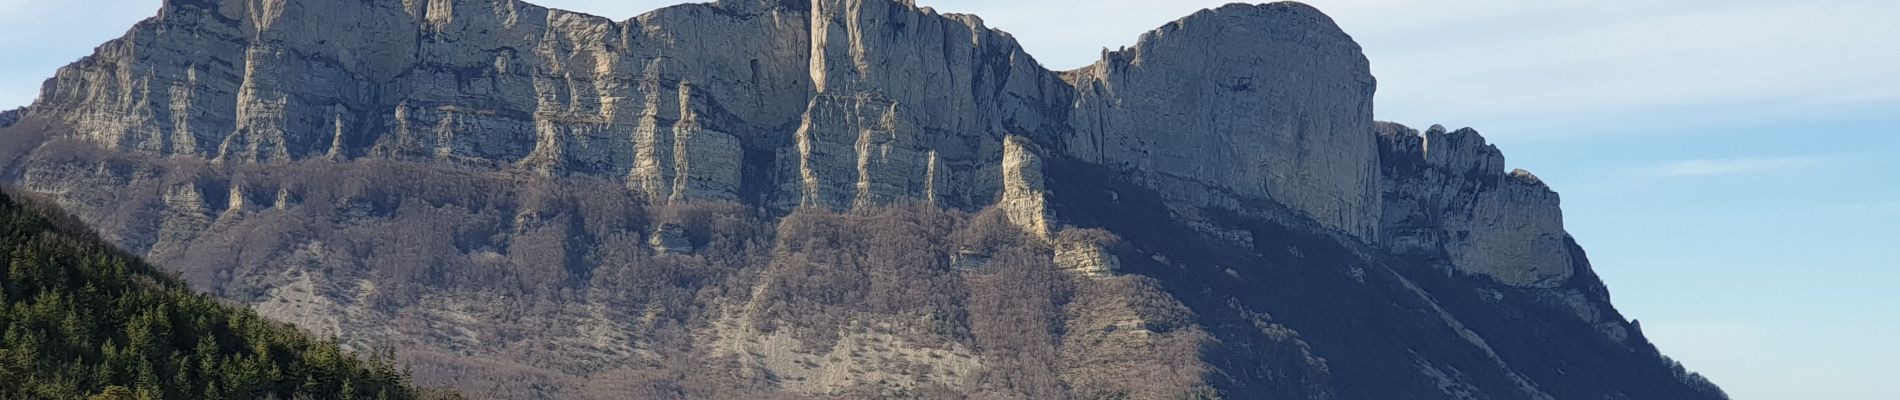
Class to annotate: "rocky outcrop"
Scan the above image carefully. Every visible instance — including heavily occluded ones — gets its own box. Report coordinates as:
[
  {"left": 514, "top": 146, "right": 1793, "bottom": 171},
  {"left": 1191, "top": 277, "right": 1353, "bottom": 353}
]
[
  {"left": 150, "top": 182, "right": 215, "bottom": 262},
  {"left": 0, "top": 107, "right": 21, "bottom": 129},
  {"left": 18, "top": 0, "right": 1381, "bottom": 235},
  {"left": 781, "top": 0, "right": 1070, "bottom": 211},
  {"left": 1065, "top": 3, "right": 1382, "bottom": 240},
  {"left": 1053, "top": 240, "right": 1120, "bottom": 278},
  {"left": 1000, "top": 135, "right": 1052, "bottom": 238},
  {"left": 27, "top": 0, "right": 1067, "bottom": 212},
  {"left": 32, "top": 0, "right": 813, "bottom": 174},
  {"left": 1376, "top": 123, "right": 1574, "bottom": 287},
  {"left": 647, "top": 222, "right": 694, "bottom": 254}
]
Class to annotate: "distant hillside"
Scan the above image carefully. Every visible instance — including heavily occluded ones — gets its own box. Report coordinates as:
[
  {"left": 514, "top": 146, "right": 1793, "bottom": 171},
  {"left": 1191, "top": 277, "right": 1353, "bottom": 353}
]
[{"left": 0, "top": 191, "right": 442, "bottom": 400}]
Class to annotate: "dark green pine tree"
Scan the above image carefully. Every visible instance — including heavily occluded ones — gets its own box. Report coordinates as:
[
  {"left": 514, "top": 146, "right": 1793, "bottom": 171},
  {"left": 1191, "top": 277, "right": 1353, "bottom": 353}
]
[{"left": 0, "top": 191, "right": 443, "bottom": 399}]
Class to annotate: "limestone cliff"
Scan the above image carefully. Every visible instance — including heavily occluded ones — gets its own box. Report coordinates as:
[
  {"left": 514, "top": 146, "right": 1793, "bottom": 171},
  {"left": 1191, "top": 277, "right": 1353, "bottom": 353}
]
[
  {"left": 1376, "top": 123, "right": 1574, "bottom": 288},
  {"left": 21, "top": 0, "right": 1389, "bottom": 242},
  {"left": 0, "top": 0, "right": 1724, "bottom": 399},
  {"left": 1065, "top": 3, "right": 1381, "bottom": 240}
]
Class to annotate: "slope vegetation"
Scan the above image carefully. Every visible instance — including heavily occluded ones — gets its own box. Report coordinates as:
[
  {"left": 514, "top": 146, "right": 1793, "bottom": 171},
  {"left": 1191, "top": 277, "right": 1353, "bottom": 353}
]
[{"left": 0, "top": 191, "right": 442, "bottom": 400}]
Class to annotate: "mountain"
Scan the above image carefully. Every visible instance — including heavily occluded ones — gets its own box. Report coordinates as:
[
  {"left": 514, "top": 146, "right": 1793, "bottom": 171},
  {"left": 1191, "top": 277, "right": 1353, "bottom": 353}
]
[
  {"left": 0, "top": 0, "right": 1725, "bottom": 398},
  {"left": 0, "top": 190, "right": 442, "bottom": 399}
]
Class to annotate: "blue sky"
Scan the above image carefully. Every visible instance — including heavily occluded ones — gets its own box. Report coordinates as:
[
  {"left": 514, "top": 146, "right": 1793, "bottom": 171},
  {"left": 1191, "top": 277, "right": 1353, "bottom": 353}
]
[{"left": 3, "top": 1, "right": 1896, "bottom": 398}]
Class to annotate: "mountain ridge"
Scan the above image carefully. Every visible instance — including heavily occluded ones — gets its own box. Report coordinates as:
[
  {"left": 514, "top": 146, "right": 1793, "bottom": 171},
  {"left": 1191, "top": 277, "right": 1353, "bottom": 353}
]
[
  {"left": 0, "top": 0, "right": 1724, "bottom": 398},
  {"left": 16, "top": 0, "right": 1388, "bottom": 239}
]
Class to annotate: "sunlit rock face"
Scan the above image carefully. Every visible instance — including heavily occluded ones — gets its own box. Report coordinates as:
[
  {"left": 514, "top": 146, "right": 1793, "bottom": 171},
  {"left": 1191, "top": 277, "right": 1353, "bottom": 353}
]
[
  {"left": 32, "top": 0, "right": 815, "bottom": 182},
  {"left": 23, "top": 0, "right": 1386, "bottom": 230},
  {"left": 0, "top": 0, "right": 1725, "bottom": 398},
  {"left": 1065, "top": 3, "right": 1382, "bottom": 240},
  {"left": 1376, "top": 123, "right": 1575, "bottom": 288}
]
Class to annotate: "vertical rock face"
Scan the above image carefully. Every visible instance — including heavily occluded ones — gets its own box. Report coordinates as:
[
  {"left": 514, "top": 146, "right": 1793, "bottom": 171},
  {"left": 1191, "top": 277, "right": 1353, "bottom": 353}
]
[
  {"left": 33, "top": 0, "right": 814, "bottom": 186},
  {"left": 782, "top": 0, "right": 1070, "bottom": 210},
  {"left": 1000, "top": 135, "right": 1052, "bottom": 238},
  {"left": 19, "top": 0, "right": 1379, "bottom": 231},
  {"left": 0, "top": 0, "right": 1723, "bottom": 399},
  {"left": 1377, "top": 123, "right": 1574, "bottom": 287},
  {"left": 30, "top": 0, "right": 1079, "bottom": 212},
  {"left": 150, "top": 182, "right": 215, "bottom": 261},
  {"left": 1066, "top": 3, "right": 1382, "bottom": 240}
]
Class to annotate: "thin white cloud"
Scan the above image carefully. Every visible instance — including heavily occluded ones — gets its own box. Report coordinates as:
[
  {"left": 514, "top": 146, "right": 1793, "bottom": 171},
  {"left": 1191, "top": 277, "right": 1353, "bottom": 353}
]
[
  {"left": 1346, "top": 0, "right": 1900, "bottom": 138},
  {"left": 1831, "top": 201, "right": 1900, "bottom": 216},
  {"left": 928, "top": 0, "right": 1900, "bottom": 140},
  {"left": 1635, "top": 157, "right": 1825, "bottom": 178}
]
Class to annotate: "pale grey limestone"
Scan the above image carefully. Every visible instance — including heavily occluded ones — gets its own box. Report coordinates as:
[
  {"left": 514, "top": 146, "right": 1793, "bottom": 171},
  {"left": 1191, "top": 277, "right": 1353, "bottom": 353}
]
[
  {"left": 1377, "top": 122, "right": 1575, "bottom": 287},
  {"left": 1000, "top": 135, "right": 1052, "bottom": 239},
  {"left": 0, "top": 1, "right": 1669, "bottom": 397},
  {"left": 150, "top": 182, "right": 214, "bottom": 263},
  {"left": 1065, "top": 3, "right": 1383, "bottom": 240},
  {"left": 1053, "top": 240, "right": 1121, "bottom": 278},
  {"left": 21, "top": 0, "right": 1578, "bottom": 293},
  {"left": 778, "top": 0, "right": 1070, "bottom": 211}
]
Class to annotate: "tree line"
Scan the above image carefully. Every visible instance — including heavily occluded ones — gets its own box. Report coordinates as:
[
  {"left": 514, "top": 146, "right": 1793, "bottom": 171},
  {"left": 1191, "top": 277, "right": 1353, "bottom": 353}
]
[{"left": 0, "top": 191, "right": 449, "bottom": 400}]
